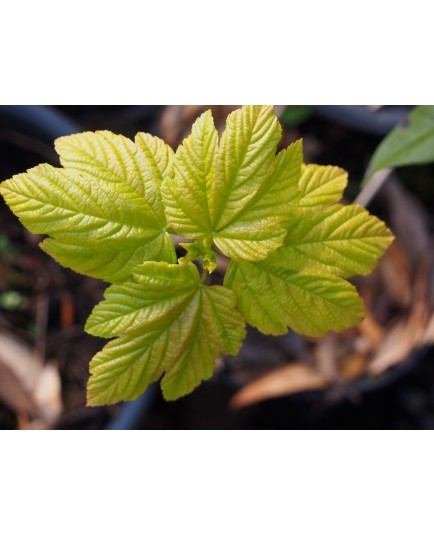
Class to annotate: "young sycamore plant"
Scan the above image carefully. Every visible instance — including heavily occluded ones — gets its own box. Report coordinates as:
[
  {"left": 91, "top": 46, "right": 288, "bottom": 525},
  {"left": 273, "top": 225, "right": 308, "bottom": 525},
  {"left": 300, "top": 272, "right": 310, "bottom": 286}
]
[{"left": 0, "top": 105, "right": 393, "bottom": 405}]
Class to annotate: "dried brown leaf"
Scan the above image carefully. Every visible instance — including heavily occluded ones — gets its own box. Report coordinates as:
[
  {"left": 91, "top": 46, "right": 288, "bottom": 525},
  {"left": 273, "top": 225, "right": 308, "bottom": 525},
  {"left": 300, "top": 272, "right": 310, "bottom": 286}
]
[
  {"left": 424, "top": 314, "right": 434, "bottom": 343},
  {"left": 357, "top": 312, "right": 385, "bottom": 348},
  {"left": 160, "top": 105, "right": 239, "bottom": 147},
  {"left": 368, "top": 242, "right": 434, "bottom": 376},
  {"left": 0, "top": 330, "right": 43, "bottom": 392},
  {"left": 368, "top": 308, "right": 428, "bottom": 376},
  {"left": 0, "top": 330, "right": 63, "bottom": 424},
  {"left": 229, "top": 362, "right": 329, "bottom": 410},
  {"left": 383, "top": 177, "right": 430, "bottom": 266},
  {"left": 377, "top": 240, "right": 412, "bottom": 307},
  {"left": 337, "top": 352, "right": 369, "bottom": 381},
  {"left": 0, "top": 360, "right": 39, "bottom": 418},
  {"left": 34, "top": 363, "right": 63, "bottom": 423}
]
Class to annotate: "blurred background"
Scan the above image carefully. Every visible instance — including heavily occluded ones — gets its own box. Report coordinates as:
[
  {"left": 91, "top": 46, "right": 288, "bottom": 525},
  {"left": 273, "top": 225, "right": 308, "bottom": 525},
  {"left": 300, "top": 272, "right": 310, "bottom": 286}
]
[{"left": 0, "top": 105, "right": 433, "bottom": 430}]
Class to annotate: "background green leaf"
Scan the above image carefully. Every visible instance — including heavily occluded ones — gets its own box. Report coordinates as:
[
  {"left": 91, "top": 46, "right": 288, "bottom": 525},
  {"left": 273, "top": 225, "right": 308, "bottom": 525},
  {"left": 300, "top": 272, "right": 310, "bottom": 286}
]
[
  {"left": 280, "top": 105, "right": 314, "bottom": 127},
  {"left": 369, "top": 106, "right": 434, "bottom": 173}
]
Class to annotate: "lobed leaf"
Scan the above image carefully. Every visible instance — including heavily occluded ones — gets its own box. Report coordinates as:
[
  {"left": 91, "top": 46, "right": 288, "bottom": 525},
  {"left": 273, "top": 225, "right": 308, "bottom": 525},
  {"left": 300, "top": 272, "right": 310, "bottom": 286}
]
[
  {"left": 86, "top": 262, "right": 246, "bottom": 403},
  {"left": 162, "top": 105, "right": 296, "bottom": 261},
  {"left": 212, "top": 217, "right": 287, "bottom": 261},
  {"left": 41, "top": 232, "right": 176, "bottom": 282},
  {"left": 248, "top": 140, "right": 304, "bottom": 214},
  {"left": 212, "top": 105, "right": 282, "bottom": 227},
  {"left": 1, "top": 131, "right": 176, "bottom": 281},
  {"left": 161, "top": 110, "right": 218, "bottom": 237},
  {"left": 280, "top": 204, "right": 394, "bottom": 277},
  {"left": 212, "top": 140, "right": 304, "bottom": 260},
  {"left": 224, "top": 259, "right": 364, "bottom": 337},
  {"left": 294, "top": 164, "right": 348, "bottom": 207}
]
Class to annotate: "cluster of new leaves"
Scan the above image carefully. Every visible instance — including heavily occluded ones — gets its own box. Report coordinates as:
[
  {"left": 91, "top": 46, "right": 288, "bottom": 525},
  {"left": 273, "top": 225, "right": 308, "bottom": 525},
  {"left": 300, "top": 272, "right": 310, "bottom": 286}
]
[{"left": 0, "top": 105, "right": 393, "bottom": 404}]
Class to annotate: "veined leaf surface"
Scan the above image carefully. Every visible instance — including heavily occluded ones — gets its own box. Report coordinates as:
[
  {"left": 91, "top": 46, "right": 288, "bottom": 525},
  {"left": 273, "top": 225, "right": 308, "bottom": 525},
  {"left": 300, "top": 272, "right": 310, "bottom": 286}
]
[
  {"left": 280, "top": 204, "right": 394, "bottom": 277},
  {"left": 86, "top": 262, "right": 246, "bottom": 403},
  {"left": 161, "top": 110, "right": 218, "bottom": 236},
  {"left": 1, "top": 131, "right": 176, "bottom": 281},
  {"left": 224, "top": 259, "right": 364, "bottom": 337},
  {"left": 294, "top": 164, "right": 348, "bottom": 207},
  {"left": 162, "top": 106, "right": 302, "bottom": 261}
]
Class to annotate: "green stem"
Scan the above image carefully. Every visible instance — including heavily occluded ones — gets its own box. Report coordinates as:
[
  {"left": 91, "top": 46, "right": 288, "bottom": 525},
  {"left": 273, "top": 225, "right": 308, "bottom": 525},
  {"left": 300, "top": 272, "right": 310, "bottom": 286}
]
[
  {"left": 203, "top": 237, "right": 213, "bottom": 249},
  {"left": 200, "top": 265, "right": 208, "bottom": 283}
]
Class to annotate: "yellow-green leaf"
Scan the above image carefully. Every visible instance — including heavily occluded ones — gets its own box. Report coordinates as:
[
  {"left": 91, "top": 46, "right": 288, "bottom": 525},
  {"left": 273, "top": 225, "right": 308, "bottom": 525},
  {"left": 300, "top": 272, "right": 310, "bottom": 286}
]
[
  {"left": 86, "top": 262, "right": 246, "bottom": 403},
  {"left": 249, "top": 140, "right": 304, "bottom": 214},
  {"left": 161, "top": 110, "right": 218, "bottom": 237},
  {"left": 162, "top": 105, "right": 293, "bottom": 261},
  {"left": 212, "top": 105, "right": 282, "bottom": 227},
  {"left": 295, "top": 164, "right": 347, "bottom": 207},
  {"left": 41, "top": 231, "right": 176, "bottom": 282},
  {"left": 224, "top": 259, "right": 364, "bottom": 337},
  {"left": 280, "top": 204, "right": 394, "bottom": 277},
  {"left": 212, "top": 140, "right": 304, "bottom": 260},
  {"left": 1, "top": 131, "right": 176, "bottom": 281}
]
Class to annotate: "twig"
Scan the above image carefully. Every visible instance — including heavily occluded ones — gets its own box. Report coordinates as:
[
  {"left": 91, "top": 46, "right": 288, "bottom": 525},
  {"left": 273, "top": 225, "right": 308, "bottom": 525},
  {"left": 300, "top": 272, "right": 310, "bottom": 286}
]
[{"left": 354, "top": 168, "right": 392, "bottom": 207}]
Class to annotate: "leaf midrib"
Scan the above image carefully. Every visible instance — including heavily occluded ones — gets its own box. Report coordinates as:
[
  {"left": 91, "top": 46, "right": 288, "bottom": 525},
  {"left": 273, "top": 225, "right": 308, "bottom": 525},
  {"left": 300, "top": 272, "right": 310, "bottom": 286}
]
[
  {"left": 213, "top": 109, "right": 264, "bottom": 227},
  {"left": 4, "top": 182, "right": 162, "bottom": 233}
]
